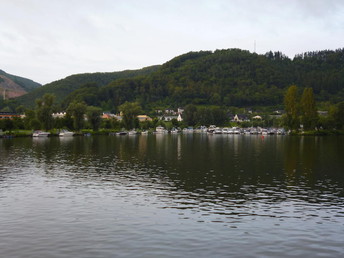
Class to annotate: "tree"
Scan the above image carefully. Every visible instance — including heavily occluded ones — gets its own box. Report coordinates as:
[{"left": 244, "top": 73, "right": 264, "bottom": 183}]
[
  {"left": 119, "top": 102, "right": 142, "bottom": 130},
  {"left": 3, "top": 118, "right": 14, "bottom": 132},
  {"left": 331, "top": 101, "right": 344, "bottom": 129},
  {"left": 300, "top": 87, "right": 318, "bottom": 130},
  {"left": 86, "top": 106, "right": 102, "bottom": 131},
  {"left": 15, "top": 105, "right": 26, "bottom": 114},
  {"left": 284, "top": 85, "right": 299, "bottom": 130},
  {"left": 23, "top": 109, "right": 36, "bottom": 129},
  {"left": 67, "top": 101, "right": 87, "bottom": 131},
  {"left": 183, "top": 104, "right": 198, "bottom": 126},
  {"left": 36, "top": 94, "right": 55, "bottom": 130}
]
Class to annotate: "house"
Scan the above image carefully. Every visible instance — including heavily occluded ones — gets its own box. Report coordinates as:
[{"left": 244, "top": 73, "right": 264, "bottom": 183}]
[
  {"left": 52, "top": 112, "right": 66, "bottom": 118},
  {"left": 317, "top": 111, "right": 328, "bottom": 116},
  {"left": 252, "top": 115, "right": 262, "bottom": 120},
  {"left": 137, "top": 115, "right": 152, "bottom": 122},
  {"left": 231, "top": 114, "right": 250, "bottom": 122},
  {"left": 160, "top": 115, "right": 179, "bottom": 121},
  {"left": 101, "top": 112, "right": 118, "bottom": 119},
  {"left": 0, "top": 112, "right": 20, "bottom": 119},
  {"left": 177, "top": 114, "right": 183, "bottom": 122}
]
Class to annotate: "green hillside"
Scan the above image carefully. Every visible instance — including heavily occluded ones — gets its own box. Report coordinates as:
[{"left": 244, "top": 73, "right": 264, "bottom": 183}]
[
  {"left": 82, "top": 48, "right": 343, "bottom": 112},
  {"left": 12, "top": 48, "right": 344, "bottom": 112},
  {"left": 17, "top": 65, "right": 160, "bottom": 107}
]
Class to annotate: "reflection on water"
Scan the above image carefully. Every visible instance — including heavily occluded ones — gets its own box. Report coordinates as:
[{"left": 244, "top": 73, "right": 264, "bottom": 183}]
[{"left": 0, "top": 135, "right": 344, "bottom": 257}]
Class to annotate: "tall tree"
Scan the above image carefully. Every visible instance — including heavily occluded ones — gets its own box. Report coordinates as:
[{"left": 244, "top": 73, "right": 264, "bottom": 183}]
[
  {"left": 284, "top": 85, "right": 299, "bottom": 130},
  {"left": 119, "top": 102, "right": 142, "bottom": 130},
  {"left": 183, "top": 104, "right": 198, "bottom": 126},
  {"left": 331, "top": 101, "right": 344, "bottom": 129},
  {"left": 35, "top": 94, "right": 55, "bottom": 130},
  {"left": 86, "top": 106, "right": 102, "bottom": 131},
  {"left": 67, "top": 101, "right": 87, "bottom": 131},
  {"left": 300, "top": 87, "right": 318, "bottom": 130}
]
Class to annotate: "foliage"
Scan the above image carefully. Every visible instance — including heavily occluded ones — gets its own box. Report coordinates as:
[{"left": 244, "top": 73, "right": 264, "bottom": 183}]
[
  {"left": 67, "top": 101, "right": 87, "bottom": 131},
  {"left": 17, "top": 66, "right": 160, "bottom": 108},
  {"left": 300, "top": 87, "right": 318, "bottom": 130},
  {"left": 35, "top": 93, "right": 55, "bottom": 130},
  {"left": 86, "top": 106, "right": 102, "bottom": 131},
  {"left": 119, "top": 102, "right": 142, "bottom": 130},
  {"left": 283, "top": 85, "right": 300, "bottom": 130},
  {"left": 183, "top": 104, "right": 198, "bottom": 126}
]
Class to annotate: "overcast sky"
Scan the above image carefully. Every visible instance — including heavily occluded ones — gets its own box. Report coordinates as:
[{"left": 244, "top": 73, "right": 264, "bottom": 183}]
[{"left": 1, "top": 0, "right": 343, "bottom": 85}]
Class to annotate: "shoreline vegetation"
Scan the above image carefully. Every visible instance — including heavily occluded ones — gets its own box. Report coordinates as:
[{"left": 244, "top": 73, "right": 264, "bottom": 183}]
[{"left": 1, "top": 128, "right": 344, "bottom": 138}]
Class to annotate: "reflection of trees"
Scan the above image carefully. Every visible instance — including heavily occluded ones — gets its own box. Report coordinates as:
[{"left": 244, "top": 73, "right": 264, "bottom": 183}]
[{"left": 1, "top": 135, "right": 343, "bottom": 207}]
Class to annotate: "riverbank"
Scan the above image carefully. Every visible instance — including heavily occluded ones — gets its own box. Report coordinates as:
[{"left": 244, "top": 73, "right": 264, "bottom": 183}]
[
  {"left": 1, "top": 128, "right": 344, "bottom": 138},
  {"left": 290, "top": 130, "right": 344, "bottom": 136}
]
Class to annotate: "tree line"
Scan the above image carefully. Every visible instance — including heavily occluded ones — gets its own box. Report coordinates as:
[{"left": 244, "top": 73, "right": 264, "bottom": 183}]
[{"left": 283, "top": 85, "right": 344, "bottom": 131}]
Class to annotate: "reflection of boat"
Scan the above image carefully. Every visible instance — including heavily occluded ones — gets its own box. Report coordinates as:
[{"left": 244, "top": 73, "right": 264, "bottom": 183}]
[
  {"left": 59, "top": 130, "right": 74, "bottom": 137},
  {"left": 32, "top": 131, "right": 50, "bottom": 137}
]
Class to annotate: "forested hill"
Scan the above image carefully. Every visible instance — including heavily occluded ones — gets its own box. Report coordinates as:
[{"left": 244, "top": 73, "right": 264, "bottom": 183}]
[
  {"left": 16, "top": 48, "right": 344, "bottom": 110},
  {"left": 17, "top": 65, "right": 160, "bottom": 107},
  {"left": 91, "top": 48, "right": 344, "bottom": 111},
  {"left": 0, "top": 69, "right": 41, "bottom": 92}
]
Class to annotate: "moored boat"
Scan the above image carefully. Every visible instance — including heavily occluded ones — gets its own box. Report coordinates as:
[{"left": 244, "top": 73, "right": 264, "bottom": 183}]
[
  {"left": 59, "top": 130, "right": 74, "bottom": 137},
  {"left": 32, "top": 131, "right": 50, "bottom": 137}
]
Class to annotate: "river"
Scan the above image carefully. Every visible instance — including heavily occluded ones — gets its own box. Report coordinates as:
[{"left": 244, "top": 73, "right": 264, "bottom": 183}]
[{"left": 0, "top": 134, "right": 343, "bottom": 257}]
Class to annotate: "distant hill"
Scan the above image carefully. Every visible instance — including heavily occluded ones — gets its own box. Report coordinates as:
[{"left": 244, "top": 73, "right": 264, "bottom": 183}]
[
  {"left": 91, "top": 48, "right": 344, "bottom": 111},
  {"left": 17, "top": 65, "right": 160, "bottom": 107},
  {"left": 0, "top": 70, "right": 41, "bottom": 99},
  {"left": 14, "top": 48, "right": 344, "bottom": 111}
]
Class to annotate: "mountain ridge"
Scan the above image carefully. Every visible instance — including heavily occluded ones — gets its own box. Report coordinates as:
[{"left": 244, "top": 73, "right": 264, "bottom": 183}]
[{"left": 7, "top": 47, "right": 344, "bottom": 111}]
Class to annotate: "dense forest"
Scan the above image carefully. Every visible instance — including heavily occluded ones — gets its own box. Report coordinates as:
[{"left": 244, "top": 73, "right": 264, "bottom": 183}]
[
  {"left": 16, "top": 65, "right": 160, "bottom": 107},
  {"left": 3, "top": 48, "right": 344, "bottom": 112},
  {"left": 63, "top": 48, "right": 344, "bottom": 111}
]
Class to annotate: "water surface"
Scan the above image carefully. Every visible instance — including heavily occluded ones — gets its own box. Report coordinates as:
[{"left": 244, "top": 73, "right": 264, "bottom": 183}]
[{"left": 1, "top": 135, "right": 343, "bottom": 257}]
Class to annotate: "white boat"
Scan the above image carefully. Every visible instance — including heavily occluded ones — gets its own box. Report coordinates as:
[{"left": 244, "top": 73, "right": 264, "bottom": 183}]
[
  {"left": 116, "top": 131, "right": 127, "bottom": 135},
  {"left": 222, "top": 127, "right": 230, "bottom": 134},
  {"left": 59, "top": 130, "right": 74, "bottom": 137},
  {"left": 32, "top": 131, "right": 50, "bottom": 137},
  {"left": 155, "top": 126, "right": 167, "bottom": 134},
  {"left": 170, "top": 127, "right": 180, "bottom": 134},
  {"left": 214, "top": 127, "right": 223, "bottom": 134},
  {"left": 207, "top": 125, "right": 216, "bottom": 134},
  {"left": 128, "top": 130, "right": 138, "bottom": 135}
]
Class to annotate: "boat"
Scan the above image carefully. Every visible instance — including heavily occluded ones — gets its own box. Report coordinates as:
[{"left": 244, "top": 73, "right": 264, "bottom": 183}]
[
  {"left": 59, "top": 130, "right": 74, "bottom": 137},
  {"left": 155, "top": 126, "right": 167, "bottom": 134},
  {"left": 207, "top": 125, "right": 216, "bottom": 134},
  {"left": 116, "top": 131, "right": 127, "bottom": 135},
  {"left": 170, "top": 127, "right": 180, "bottom": 134},
  {"left": 32, "top": 131, "right": 50, "bottom": 137},
  {"left": 128, "top": 130, "right": 138, "bottom": 135},
  {"left": 214, "top": 127, "right": 223, "bottom": 134},
  {"left": 222, "top": 127, "right": 230, "bottom": 134}
]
